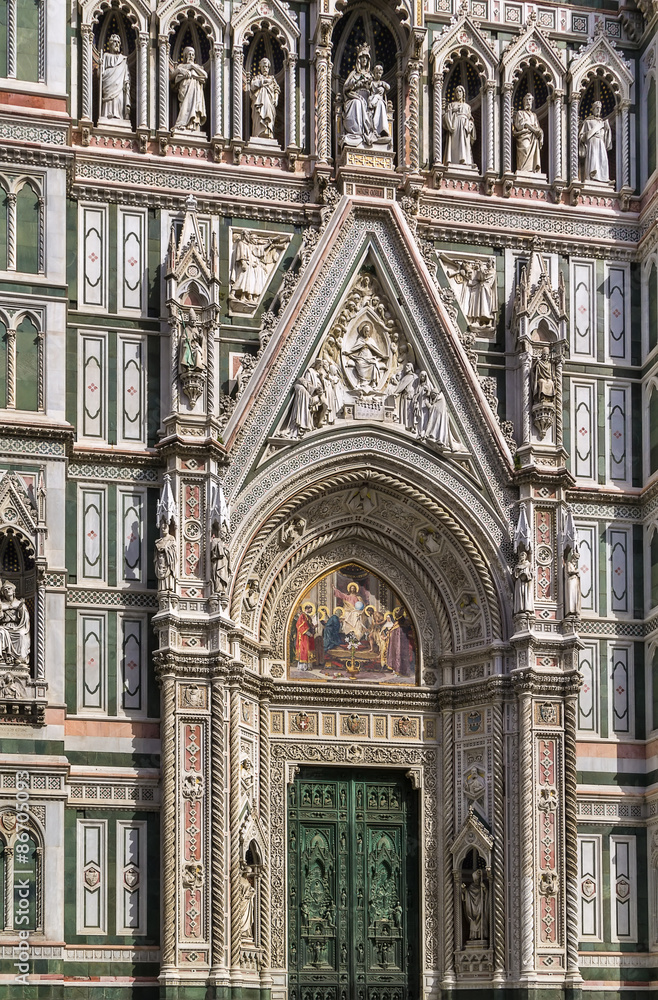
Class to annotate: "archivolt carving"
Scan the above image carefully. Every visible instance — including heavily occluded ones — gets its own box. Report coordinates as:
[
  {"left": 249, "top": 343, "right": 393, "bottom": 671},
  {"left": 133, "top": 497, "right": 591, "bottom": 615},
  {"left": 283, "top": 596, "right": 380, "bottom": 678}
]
[
  {"left": 229, "top": 467, "right": 506, "bottom": 642},
  {"left": 269, "top": 742, "right": 439, "bottom": 973}
]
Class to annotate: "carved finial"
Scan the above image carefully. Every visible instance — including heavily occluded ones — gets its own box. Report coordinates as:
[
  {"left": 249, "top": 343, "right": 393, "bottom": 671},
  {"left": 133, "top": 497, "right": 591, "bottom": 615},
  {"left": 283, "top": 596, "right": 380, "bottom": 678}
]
[
  {"left": 513, "top": 506, "right": 531, "bottom": 553},
  {"left": 156, "top": 474, "right": 177, "bottom": 527}
]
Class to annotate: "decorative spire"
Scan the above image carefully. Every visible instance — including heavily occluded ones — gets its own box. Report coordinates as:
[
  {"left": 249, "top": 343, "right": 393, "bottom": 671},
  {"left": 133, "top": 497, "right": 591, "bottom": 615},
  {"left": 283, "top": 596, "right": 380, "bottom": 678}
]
[
  {"left": 513, "top": 506, "right": 531, "bottom": 553},
  {"left": 156, "top": 474, "right": 177, "bottom": 527}
]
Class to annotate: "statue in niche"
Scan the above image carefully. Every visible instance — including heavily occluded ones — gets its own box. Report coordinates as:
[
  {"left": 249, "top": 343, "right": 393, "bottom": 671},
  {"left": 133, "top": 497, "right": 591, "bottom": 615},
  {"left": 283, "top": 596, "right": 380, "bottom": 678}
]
[
  {"left": 579, "top": 100, "right": 612, "bottom": 183},
  {"left": 564, "top": 548, "right": 581, "bottom": 617},
  {"left": 463, "top": 767, "right": 486, "bottom": 802},
  {"left": 391, "top": 363, "right": 417, "bottom": 430},
  {"left": 178, "top": 308, "right": 205, "bottom": 405},
  {"left": 210, "top": 524, "right": 231, "bottom": 596},
  {"left": 341, "top": 44, "right": 390, "bottom": 148},
  {"left": 230, "top": 231, "right": 288, "bottom": 309},
  {"left": 532, "top": 347, "right": 555, "bottom": 405},
  {"left": 513, "top": 549, "right": 534, "bottom": 614},
  {"left": 154, "top": 521, "right": 177, "bottom": 591},
  {"left": 100, "top": 34, "right": 131, "bottom": 122},
  {"left": 461, "top": 868, "right": 488, "bottom": 945},
  {"left": 243, "top": 579, "right": 260, "bottom": 611},
  {"left": 239, "top": 866, "right": 256, "bottom": 942},
  {"left": 0, "top": 582, "right": 30, "bottom": 665},
  {"left": 443, "top": 85, "right": 476, "bottom": 167},
  {"left": 513, "top": 93, "right": 543, "bottom": 173},
  {"left": 250, "top": 57, "right": 280, "bottom": 141},
  {"left": 173, "top": 46, "right": 207, "bottom": 132}
]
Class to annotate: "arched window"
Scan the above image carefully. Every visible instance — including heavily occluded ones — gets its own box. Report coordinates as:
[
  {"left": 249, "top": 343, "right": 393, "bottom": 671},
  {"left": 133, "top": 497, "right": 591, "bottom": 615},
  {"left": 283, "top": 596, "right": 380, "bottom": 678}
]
[
  {"left": 243, "top": 30, "right": 285, "bottom": 146},
  {"left": 15, "top": 314, "right": 39, "bottom": 410},
  {"left": 649, "top": 262, "right": 658, "bottom": 355},
  {"left": 16, "top": 0, "right": 40, "bottom": 83},
  {"left": 650, "top": 384, "right": 658, "bottom": 476},
  {"left": 16, "top": 184, "right": 39, "bottom": 274},
  {"left": 0, "top": 3, "right": 7, "bottom": 78},
  {"left": 513, "top": 67, "right": 549, "bottom": 175},
  {"left": 0, "top": 812, "right": 42, "bottom": 933},
  {"left": 649, "top": 78, "right": 657, "bottom": 181}
]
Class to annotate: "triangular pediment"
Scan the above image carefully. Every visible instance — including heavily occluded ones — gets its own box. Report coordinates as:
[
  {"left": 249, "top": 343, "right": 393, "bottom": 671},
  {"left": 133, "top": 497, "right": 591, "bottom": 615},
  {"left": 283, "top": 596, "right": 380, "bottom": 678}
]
[
  {"left": 501, "top": 16, "right": 565, "bottom": 88},
  {"left": 431, "top": 12, "right": 497, "bottom": 78},
  {"left": 568, "top": 29, "right": 634, "bottom": 97},
  {"left": 450, "top": 806, "right": 494, "bottom": 865},
  {"left": 0, "top": 472, "right": 40, "bottom": 555},
  {"left": 222, "top": 199, "right": 514, "bottom": 535}
]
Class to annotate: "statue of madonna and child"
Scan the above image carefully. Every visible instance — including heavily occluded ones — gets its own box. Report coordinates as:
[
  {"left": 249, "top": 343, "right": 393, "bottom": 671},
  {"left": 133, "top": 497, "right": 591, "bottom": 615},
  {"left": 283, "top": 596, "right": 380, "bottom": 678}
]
[{"left": 341, "top": 44, "right": 391, "bottom": 149}]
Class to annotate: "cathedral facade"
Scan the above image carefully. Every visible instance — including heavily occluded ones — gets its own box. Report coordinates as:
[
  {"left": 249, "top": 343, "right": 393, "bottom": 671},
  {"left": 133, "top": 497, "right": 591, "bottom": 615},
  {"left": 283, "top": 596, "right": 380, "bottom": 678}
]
[{"left": 0, "top": 0, "right": 656, "bottom": 997}]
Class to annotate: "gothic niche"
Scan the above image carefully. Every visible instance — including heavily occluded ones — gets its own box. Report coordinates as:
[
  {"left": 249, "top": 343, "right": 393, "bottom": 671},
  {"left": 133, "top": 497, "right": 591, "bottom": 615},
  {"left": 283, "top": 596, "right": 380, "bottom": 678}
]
[
  {"left": 512, "top": 68, "right": 549, "bottom": 177},
  {"left": 332, "top": 7, "right": 398, "bottom": 159},
  {"left": 288, "top": 563, "right": 417, "bottom": 685},
  {"left": 93, "top": 9, "right": 135, "bottom": 130},
  {"left": 169, "top": 19, "right": 210, "bottom": 136},
  {"left": 443, "top": 60, "right": 481, "bottom": 171},
  {"left": 243, "top": 31, "right": 285, "bottom": 147},
  {"left": 578, "top": 77, "right": 616, "bottom": 186},
  {"left": 450, "top": 807, "right": 494, "bottom": 975},
  {"left": 277, "top": 271, "right": 460, "bottom": 451}
]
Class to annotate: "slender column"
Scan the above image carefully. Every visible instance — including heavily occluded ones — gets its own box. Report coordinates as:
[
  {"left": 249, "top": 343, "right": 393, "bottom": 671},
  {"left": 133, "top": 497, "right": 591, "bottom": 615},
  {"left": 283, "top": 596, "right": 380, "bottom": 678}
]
[
  {"left": 621, "top": 99, "right": 631, "bottom": 189},
  {"left": 232, "top": 47, "right": 244, "bottom": 141},
  {"left": 35, "top": 579, "right": 45, "bottom": 679},
  {"left": 206, "top": 315, "right": 215, "bottom": 418},
  {"left": 564, "top": 691, "right": 581, "bottom": 981},
  {"left": 4, "top": 846, "right": 13, "bottom": 928},
  {"left": 138, "top": 32, "right": 149, "bottom": 129},
  {"left": 6, "top": 328, "right": 15, "bottom": 409},
  {"left": 37, "top": 329, "right": 44, "bottom": 411},
  {"left": 6, "top": 192, "right": 16, "bottom": 271},
  {"left": 314, "top": 40, "right": 331, "bottom": 162},
  {"left": 519, "top": 690, "right": 535, "bottom": 976},
  {"left": 37, "top": 0, "right": 45, "bottom": 83},
  {"left": 210, "top": 676, "right": 226, "bottom": 972},
  {"left": 7, "top": 0, "right": 16, "bottom": 78},
  {"left": 170, "top": 317, "right": 180, "bottom": 414},
  {"left": 158, "top": 34, "right": 170, "bottom": 132},
  {"left": 229, "top": 682, "right": 241, "bottom": 968},
  {"left": 569, "top": 93, "right": 581, "bottom": 184},
  {"left": 553, "top": 90, "right": 564, "bottom": 183},
  {"left": 37, "top": 197, "right": 45, "bottom": 274},
  {"left": 397, "top": 56, "right": 405, "bottom": 167},
  {"left": 555, "top": 353, "right": 564, "bottom": 446},
  {"left": 502, "top": 83, "right": 513, "bottom": 174},
  {"left": 485, "top": 80, "right": 496, "bottom": 174},
  {"left": 492, "top": 698, "right": 506, "bottom": 979},
  {"left": 160, "top": 673, "right": 178, "bottom": 972},
  {"left": 407, "top": 59, "right": 421, "bottom": 173},
  {"left": 80, "top": 25, "right": 93, "bottom": 121},
  {"left": 259, "top": 696, "right": 271, "bottom": 969},
  {"left": 441, "top": 707, "right": 455, "bottom": 984},
  {"left": 35, "top": 846, "right": 43, "bottom": 931},
  {"left": 285, "top": 52, "right": 298, "bottom": 150},
  {"left": 432, "top": 70, "right": 443, "bottom": 166},
  {"left": 212, "top": 41, "right": 223, "bottom": 140},
  {"left": 521, "top": 350, "right": 531, "bottom": 444}
]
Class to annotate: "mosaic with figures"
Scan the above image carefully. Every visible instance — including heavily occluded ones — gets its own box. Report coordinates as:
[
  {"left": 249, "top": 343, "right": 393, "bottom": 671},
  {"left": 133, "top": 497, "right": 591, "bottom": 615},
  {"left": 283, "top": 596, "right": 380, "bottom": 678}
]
[{"left": 288, "top": 564, "right": 417, "bottom": 685}]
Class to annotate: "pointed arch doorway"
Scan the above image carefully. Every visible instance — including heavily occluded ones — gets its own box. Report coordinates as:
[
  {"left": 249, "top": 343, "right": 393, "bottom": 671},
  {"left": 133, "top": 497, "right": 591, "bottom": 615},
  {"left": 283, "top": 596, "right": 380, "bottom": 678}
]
[{"left": 287, "top": 767, "right": 420, "bottom": 1000}]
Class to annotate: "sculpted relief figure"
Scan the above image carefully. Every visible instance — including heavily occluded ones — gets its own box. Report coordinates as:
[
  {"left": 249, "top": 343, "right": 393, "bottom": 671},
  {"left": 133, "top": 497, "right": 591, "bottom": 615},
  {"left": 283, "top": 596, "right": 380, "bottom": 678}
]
[
  {"left": 564, "top": 548, "right": 582, "bottom": 617},
  {"left": 513, "top": 93, "right": 543, "bottom": 173},
  {"left": 210, "top": 525, "right": 231, "bottom": 596},
  {"left": 442, "top": 256, "right": 497, "bottom": 328},
  {"left": 230, "top": 231, "right": 288, "bottom": 309},
  {"left": 346, "top": 322, "right": 389, "bottom": 390},
  {"left": 173, "top": 46, "right": 207, "bottom": 132},
  {"left": 0, "top": 582, "right": 30, "bottom": 665},
  {"left": 579, "top": 100, "right": 612, "bottom": 183},
  {"left": 100, "top": 34, "right": 131, "bottom": 122},
  {"left": 443, "top": 85, "right": 476, "bottom": 167},
  {"left": 250, "top": 57, "right": 280, "bottom": 141}
]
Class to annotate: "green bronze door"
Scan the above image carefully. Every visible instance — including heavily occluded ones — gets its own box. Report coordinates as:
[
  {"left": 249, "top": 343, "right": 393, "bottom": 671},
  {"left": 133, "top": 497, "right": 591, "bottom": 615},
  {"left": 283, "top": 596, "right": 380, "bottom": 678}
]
[{"left": 287, "top": 768, "right": 419, "bottom": 1000}]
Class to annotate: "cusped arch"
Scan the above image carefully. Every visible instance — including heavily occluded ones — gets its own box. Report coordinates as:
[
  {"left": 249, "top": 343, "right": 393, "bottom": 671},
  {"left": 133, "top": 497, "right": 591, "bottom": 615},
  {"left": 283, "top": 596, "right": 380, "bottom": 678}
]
[
  {"left": 501, "top": 19, "right": 565, "bottom": 91},
  {"left": 231, "top": 0, "right": 299, "bottom": 56},
  {"left": 79, "top": 0, "right": 148, "bottom": 33},
  {"left": 156, "top": 0, "right": 226, "bottom": 40},
  {"left": 568, "top": 32, "right": 633, "bottom": 102},
  {"left": 431, "top": 15, "right": 497, "bottom": 81}
]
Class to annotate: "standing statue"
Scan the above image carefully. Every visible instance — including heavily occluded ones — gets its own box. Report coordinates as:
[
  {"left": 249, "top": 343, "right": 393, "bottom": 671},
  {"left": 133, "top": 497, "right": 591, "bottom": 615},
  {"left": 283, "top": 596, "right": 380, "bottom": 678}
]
[
  {"left": 250, "top": 57, "right": 280, "bottom": 141},
  {"left": 532, "top": 348, "right": 555, "bottom": 404},
  {"left": 179, "top": 308, "right": 204, "bottom": 375},
  {"left": 173, "top": 46, "right": 207, "bottom": 131},
  {"left": 154, "top": 521, "right": 177, "bottom": 591},
  {"left": 392, "top": 363, "right": 417, "bottom": 431},
  {"left": 443, "top": 85, "right": 476, "bottom": 167},
  {"left": 425, "top": 388, "right": 453, "bottom": 449},
  {"left": 513, "top": 549, "right": 535, "bottom": 614},
  {"left": 239, "top": 867, "right": 256, "bottom": 942},
  {"left": 100, "top": 34, "right": 131, "bottom": 122},
  {"left": 0, "top": 582, "right": 30, "bottom": 664},
  {"left": 564, "top": 548, "right": 582, "bottom": 617},
  {"left": 461, "top": 868, "right": 488, "bottom": 944},
  {"left": 210, "top": 525, "right": 231, "bottom": 595},
  {"left": 579, "top": 100, "right": 612, "bottom": 183},
  {"left": 513, "top": 93, "right": 544, "bottom": 173},
  {"left": 369, "top": 64, "right": 391, "bottom": 138}
]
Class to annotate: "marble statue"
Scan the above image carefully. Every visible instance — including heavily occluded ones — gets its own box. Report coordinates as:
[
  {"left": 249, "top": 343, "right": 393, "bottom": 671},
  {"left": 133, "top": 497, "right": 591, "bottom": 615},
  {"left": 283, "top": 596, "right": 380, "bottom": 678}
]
[
  {"left": 179, "top": 308, "right": 204, "bottom": 375},
  {"left": 513, "top": 549, "right": 534, "bottom": 614},
  {"left": 341, "top": 44, "right": 390, "bottom": 148},
  {"left": 230, "top": 231, "right": 287, "bottom": 307},
  {"left": 443, "top": 85, "right": 476, "bottom": 167},
  {"left": 392, "top": 363, "right": 417, "bottom": 431},
  {"left": 513, "top": 93, "right": 543, "bottom": 173},
  {"left": 243, "top": 579, "right": 260, "bottom": 611},
  {"left": 441, "top": 256, "right": 497, "bottom": 329},
  {"left": 564, "top": 548, "right": 581, "bottom": 617},
  {"left": 0, "top": 582, "right": 30, "bottom": 665},
  {"left": 154, "top": 521, "right": 176, "bottom": 591},
  {"left": 579, "top": 101, "right": 612, "bottom": 183},
  {"left": 250, "top": 57, "right": 280, "bottom": 141},
  {"left": 346, "top": 321, "right": 388, "bottom": 390},
  {"left": 210, "top": 526, "right": 231, "bottom": 595},
  {"left": 461, "top": 868, "right": 488, "bottom": 944},
  {"left": 532, "top": 348, "right": 555, "bottom": 404},
  {"left": 100, "top": 34, "right": 131, "bottom": 122},
  {"left": 173, "top": 46, "right": 207, "bottom": 131},
  {"left": 239, "top": 867, "right": 256, "bottom": 941},
  {"left": 425, "top": 388, "right": 453, "bottom": 448}
]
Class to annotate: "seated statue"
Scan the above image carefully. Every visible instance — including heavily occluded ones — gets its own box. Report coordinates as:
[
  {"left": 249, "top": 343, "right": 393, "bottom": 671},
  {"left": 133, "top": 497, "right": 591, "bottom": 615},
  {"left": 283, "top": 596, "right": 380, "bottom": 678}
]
[{"left": 0, "top": 582, "right": 30, "bottom": 665}]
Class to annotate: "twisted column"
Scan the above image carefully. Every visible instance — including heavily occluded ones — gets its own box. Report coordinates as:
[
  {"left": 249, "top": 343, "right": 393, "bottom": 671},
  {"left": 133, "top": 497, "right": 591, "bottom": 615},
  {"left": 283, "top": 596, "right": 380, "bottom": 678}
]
[
  {"left": 36, "top": 0, "right": 45, "bottom": 83},
  {"left": 259, "top": 696, "right": 271, "bottom": 969},
  {"left": 160, "top": 673, "right": 177, "bottom": 972},
  {"left": 212, "top": 41, "right": 223, "bottom": 140},
  {"left": 621, "top": 99, "right": 631, "bottom": 189},
  {"left": 285, "top": 53, "right": 298, "bottom": 151},
  {"left": 432, "top": 71, "right": 443, "bottom": 167},
  {"left": 138, "top": 32, "right": 148, "bottom": 130},
  {"left": 442, "top": 706, "right": 455, "bottom": 984},
  {"left": 492, "top": 698, "right": 506, "bottom": 979},
  {"left": 6, "top": 193, "right": 16, "bottom": 271},
  {"left": 314, "top": 42, "right": 331, "bottom": 162},
  {"left": 37, "top": 330, "right": 44, "bottom": 411},
  {"left": 37, "top": 197, "right": 45, "bottom": 274},
  {"left": 502, "top": 83, "right": 513, "bottom": 174},
  {"left": 4, "top": 846, "right": 12, "bottom": 928},
  {"left": 407, "top": 60, "right": 421, "bottom": 173},
  {"left": 6, "top": 328, "right": 15, "bottom": 409},
  {"left": 564, "top": 692, "right": 581, "bottom": 981},
  {"left": 555, "top": 354, "right": 564, "bottom": 446},
  {"left": 519, "top": 690, "right": 535, "bottom": 976},
  {"left": 229, "top": 682, "right": 242, "bottom": 968},
  {"left": 210, "top": 676, "right": 226, "bottom": 972},
  {"left": 569, "top": 94, "right": 581, "bottom": 184},
  {"left": 485, "top": 81, "right": 496, "bottom": 174},
  {"left": 158, "top": 35, "right": 170, "bottom": 132},
  {"left": 232, "top": 47, "right": 244, "bottom": 141},
  {"left": 80, "top": 25, "right": 93, "bottom": 121},
  {"left": 36, "top": 579, "right": 45, "bottom": 679},
  {"left": 553, "top": 90, "right": 564, "bottom": 183}
]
